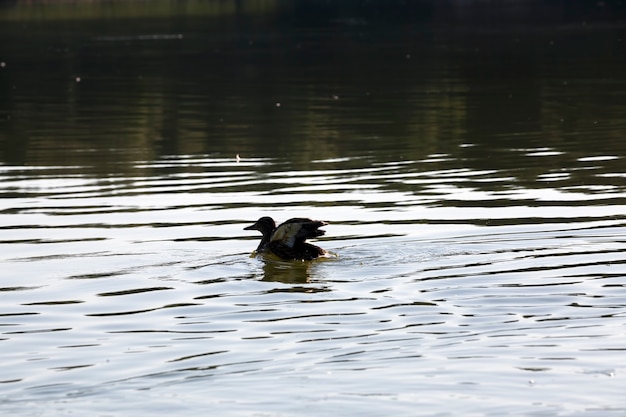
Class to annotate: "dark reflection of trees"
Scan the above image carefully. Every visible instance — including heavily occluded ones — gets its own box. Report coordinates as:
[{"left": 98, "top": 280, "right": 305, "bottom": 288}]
[{"left": 1, "top": 0, "right": 625, "bottom": 178}]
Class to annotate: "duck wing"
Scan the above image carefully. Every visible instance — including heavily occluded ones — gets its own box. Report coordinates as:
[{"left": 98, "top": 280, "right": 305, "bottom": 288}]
[{"left": 270, "top": 218, "right": 327, "bottom": 247}]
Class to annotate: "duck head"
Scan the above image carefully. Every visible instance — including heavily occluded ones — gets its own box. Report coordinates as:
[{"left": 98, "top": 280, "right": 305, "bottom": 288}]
[
  {"left": 244, "top": 216, "right": 276, "bottom": 237},
  {"left": 244, "top": 217, "right": 277, "bottom": 253}
]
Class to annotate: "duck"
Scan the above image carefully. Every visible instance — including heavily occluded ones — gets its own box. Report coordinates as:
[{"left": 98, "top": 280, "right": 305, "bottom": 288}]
[{"left": 244, "top": 216, "right": 328, "bottom": 261}]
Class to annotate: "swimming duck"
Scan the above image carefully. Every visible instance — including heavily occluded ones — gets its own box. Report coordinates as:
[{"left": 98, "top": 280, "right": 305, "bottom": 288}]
[{"left": 244, "top": 216, "right": 328, "bottom": 260}]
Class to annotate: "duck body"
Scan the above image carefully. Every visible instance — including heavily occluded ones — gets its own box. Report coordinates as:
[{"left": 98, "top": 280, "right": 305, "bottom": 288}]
[{"left": 244, "top": 216, "right": 328, "bottom": 261}]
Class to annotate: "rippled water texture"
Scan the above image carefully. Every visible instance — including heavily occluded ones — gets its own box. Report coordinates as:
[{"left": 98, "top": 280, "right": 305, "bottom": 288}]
[{"left": 1, "top": 2, "right": 626, "bottom": 416}]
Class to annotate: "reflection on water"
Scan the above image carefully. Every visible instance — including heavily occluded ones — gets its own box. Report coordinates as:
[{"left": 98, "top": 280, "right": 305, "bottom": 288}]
[
  {"left": 260, "top": 257, "right": 314, "bottom": 283},
  {"left": 1, "top": 1, "right": 626, "bottom": 416}
]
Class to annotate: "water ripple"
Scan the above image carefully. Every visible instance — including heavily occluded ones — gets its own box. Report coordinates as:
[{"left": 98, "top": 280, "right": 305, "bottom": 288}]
[{"left": 2, "top": 155, "right": 626, "bottom": 416}]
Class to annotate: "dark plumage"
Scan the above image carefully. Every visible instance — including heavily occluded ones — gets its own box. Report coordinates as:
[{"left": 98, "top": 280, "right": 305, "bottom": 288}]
[{"left": 244, "top": 216, "right": 328, "bottom": 260}]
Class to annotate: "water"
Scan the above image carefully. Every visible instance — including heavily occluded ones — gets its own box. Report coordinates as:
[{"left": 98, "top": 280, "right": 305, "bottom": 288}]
[{"left": 1, "top": 2, "right": 626, "bottom": 416}]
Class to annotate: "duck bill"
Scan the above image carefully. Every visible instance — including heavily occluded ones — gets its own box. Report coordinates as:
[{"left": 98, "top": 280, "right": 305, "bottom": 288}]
[{"left": 244, "top": 223, "right": 258, "bottom": 231}]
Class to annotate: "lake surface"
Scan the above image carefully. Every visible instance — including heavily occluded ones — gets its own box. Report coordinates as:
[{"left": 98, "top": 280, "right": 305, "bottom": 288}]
[{"left": 1, "top": 2, "right": 626, "bottom": 416}]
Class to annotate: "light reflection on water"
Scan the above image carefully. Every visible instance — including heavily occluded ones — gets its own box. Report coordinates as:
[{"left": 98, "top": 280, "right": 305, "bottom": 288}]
[
  {"left": 2, "top": 153, "right": 625, "bottom": 416},
  {"left": 2, "top": 3, "right": 626, "bottom": 415}
]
